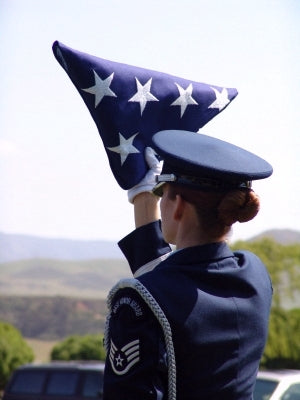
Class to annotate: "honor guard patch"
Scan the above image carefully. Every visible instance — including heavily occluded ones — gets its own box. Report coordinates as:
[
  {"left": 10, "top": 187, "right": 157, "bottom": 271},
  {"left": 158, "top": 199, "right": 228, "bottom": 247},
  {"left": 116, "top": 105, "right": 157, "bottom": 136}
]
[{"left": 109, "top": 339, "right": 140, "bottom": 375}]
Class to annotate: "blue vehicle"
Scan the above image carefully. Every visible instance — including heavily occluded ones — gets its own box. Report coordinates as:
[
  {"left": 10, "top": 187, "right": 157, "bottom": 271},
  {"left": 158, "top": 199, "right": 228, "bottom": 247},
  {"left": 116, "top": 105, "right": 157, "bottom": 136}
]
[{"left": 3, "top": 361, "right": 104, "bottom": 400}]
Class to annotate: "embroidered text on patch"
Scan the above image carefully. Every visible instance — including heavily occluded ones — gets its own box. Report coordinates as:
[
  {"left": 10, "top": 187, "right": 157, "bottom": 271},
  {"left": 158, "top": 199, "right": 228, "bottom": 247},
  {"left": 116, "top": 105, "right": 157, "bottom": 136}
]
[
  {"left": 112, "top": 296, "right": 143, "bottom": 316},
  {"left": 109, "top": 339, "right": 140, "bottom": 375}
]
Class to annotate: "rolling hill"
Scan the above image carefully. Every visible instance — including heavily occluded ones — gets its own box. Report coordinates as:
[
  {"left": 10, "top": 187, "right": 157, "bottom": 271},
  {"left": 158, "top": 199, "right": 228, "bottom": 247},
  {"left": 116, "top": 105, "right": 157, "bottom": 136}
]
[
  {"left": 249, "top": 229, "right": 300, "bottom": 245},
  {"left": 0, "top": 258, "right": 129, "bottom": 298},
  {"left": 1, "top": 229, "right": 300, "bottom": 264},
  {"left": 0, "top": 232, "right": 123, "bottom": 263},
  {"left": 0, "top": 229, "right": 299, "bottom": 340},
  {"left": 0, "top": 228, "right": 299, "bottom": 299}
]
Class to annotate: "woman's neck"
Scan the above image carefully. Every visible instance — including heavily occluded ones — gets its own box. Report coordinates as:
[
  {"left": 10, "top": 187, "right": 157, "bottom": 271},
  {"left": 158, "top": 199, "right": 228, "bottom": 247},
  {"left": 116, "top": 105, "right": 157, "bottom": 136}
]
[{"left": 175, "top": 203, "right": 226, "bottom": 250}]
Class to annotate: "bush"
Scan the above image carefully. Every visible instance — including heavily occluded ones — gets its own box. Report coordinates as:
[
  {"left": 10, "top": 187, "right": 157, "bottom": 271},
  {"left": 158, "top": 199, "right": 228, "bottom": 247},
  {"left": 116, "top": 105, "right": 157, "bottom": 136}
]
[
  {"left": 0, "top": 322, "right": 34, "bottom": 389},
  {"left": 261, "top": 308, "right": 300, "bottom": 369},
  {"left": 51, "top": 334, "right": 106, "bottom": 361},
  {"left": 231, "top": 239, "right": 300, "bottom": 308}
]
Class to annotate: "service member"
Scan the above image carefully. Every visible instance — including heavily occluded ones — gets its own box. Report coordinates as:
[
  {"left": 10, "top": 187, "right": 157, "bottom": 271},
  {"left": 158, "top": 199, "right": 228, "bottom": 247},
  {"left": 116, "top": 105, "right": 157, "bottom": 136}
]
[
  {"left": 52, "top": 40, "right": 273, "bottom": 400},
  {"left": 103, "top": 130, "right": 273, "bottom": 400}
]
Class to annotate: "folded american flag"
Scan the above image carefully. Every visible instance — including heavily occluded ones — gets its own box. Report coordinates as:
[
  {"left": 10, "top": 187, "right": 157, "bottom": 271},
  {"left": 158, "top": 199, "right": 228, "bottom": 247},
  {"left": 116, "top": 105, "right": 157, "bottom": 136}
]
[{"left": 53, "top": 41, "right": 238, "bottom": 189}]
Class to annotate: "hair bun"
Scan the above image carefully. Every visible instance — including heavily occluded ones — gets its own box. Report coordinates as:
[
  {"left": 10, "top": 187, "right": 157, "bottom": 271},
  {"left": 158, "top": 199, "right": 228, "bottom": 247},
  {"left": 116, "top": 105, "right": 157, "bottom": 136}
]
[{"left": 218, "top": 190, "right": 260, "bottom": 225}]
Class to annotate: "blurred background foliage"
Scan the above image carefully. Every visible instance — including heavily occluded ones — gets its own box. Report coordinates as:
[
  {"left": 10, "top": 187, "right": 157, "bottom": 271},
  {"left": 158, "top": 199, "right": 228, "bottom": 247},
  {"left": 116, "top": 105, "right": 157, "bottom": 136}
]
[
  {"left": 1, "top": 238, "right": 300, "bottom": 389},
  {"left": 51, "top": 334, "right": 106, "bottom": 361}
]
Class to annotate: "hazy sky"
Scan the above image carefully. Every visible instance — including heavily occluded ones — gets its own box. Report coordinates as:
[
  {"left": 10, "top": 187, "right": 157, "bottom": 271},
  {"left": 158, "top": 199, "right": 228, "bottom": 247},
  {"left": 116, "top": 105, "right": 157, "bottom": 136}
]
[{"left": 1, "top": 0, "right": 299, "bottom": 243}]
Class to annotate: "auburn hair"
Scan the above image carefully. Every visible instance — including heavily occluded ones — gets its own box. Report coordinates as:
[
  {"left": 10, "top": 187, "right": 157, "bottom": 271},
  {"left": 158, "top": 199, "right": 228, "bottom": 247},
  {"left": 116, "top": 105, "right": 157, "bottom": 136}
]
[{"left": 167, "top": 184, "right": 260, "bottom": 238}]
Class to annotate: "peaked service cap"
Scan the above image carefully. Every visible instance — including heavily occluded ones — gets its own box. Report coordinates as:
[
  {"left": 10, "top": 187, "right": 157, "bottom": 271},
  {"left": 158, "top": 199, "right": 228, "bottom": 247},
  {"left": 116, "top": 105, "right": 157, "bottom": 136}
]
[
  {"left": 152, "top": 130, "right": 273, "bottom": 195},
  {"left": 52, "top": 41, "right": 238, "bottom": 189}
]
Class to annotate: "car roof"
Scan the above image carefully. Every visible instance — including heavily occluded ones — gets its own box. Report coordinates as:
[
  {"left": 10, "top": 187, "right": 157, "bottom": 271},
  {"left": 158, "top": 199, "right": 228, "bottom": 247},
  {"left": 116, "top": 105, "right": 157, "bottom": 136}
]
[
  {"left": 16, "top": 361, "right": 105, "bottom": 372},
  {"left": 257, "top": 370, "right": 300, "bottom": 381}
]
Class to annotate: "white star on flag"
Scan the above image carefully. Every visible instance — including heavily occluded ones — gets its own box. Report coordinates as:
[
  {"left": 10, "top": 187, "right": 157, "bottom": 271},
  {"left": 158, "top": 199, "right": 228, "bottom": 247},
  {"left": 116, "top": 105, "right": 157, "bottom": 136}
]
[
  {"left": 107, "top": 133, "right": 140, "bottom": 165},
  {"left": 129, "top": 77, "right": 159, "bottom": 115},
  {"left": 82, "top": 70, "right": 116, "bottom": 107},
  {"left": 171, "top": 83, "right": 198, "bottom": 118},
  {"left": 208, "top": 87, "right": 230, "bottom": 111}
]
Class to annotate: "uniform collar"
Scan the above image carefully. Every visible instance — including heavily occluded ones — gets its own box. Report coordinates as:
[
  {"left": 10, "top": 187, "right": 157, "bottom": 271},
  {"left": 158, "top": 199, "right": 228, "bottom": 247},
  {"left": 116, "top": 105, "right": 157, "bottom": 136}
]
[{"left": 162, "top": 241, "right": 234, "bottom": 266}]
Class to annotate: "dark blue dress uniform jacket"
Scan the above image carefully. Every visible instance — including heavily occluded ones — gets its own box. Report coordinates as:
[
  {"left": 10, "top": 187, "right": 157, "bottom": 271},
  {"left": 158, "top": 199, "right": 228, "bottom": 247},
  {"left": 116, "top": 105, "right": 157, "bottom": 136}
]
[{"left": 103, "top": 221, "right": 273, "bottom": 400}]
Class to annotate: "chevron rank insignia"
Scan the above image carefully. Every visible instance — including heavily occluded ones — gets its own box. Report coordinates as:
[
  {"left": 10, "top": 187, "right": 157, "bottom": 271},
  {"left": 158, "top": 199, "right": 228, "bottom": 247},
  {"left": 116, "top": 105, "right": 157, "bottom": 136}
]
[{"left": 109, "top": 339, "right": 140, "bottom": 375}]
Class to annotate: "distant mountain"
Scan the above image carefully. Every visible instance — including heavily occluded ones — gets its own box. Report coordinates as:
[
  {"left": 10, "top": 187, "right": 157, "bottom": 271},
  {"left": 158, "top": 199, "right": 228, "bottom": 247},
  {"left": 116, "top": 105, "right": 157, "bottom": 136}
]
[
  {"left": 0, "top": 229, "right": 299, "bottom": 302},
  {"left": 0, "top": 232, "right": 123, "bottom": 263},
  {"left": 1, "top": 229, "right": 300, "bottom": 264},
  {"left": 249, "top": 229, "right": 300, "bottom": 245}
]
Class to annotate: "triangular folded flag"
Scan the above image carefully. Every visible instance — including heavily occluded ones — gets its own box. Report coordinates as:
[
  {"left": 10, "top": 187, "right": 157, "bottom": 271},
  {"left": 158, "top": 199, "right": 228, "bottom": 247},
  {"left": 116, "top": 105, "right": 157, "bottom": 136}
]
[{"left": 52, "top": 41, "right": 238, "bottom": 189}]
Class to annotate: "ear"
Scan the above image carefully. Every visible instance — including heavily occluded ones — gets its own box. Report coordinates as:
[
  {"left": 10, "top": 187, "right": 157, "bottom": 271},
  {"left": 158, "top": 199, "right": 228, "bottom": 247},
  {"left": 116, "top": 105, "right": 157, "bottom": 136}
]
[{"left": 173, "top": 194, "right": 185, "bottom": 221}]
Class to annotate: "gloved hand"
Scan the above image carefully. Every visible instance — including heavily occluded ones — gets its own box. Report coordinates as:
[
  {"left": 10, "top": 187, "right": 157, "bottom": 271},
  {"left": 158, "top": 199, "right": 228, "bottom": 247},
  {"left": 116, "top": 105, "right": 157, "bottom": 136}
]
[{"left": 127, "top": 147, "right": 163, "bottom": 203}]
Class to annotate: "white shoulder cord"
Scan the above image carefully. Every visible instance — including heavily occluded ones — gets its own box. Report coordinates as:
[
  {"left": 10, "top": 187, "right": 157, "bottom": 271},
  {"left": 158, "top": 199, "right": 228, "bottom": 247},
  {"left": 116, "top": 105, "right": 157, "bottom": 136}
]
[{"left": 105, "top": 278, "right": 177, "bottom": 400}]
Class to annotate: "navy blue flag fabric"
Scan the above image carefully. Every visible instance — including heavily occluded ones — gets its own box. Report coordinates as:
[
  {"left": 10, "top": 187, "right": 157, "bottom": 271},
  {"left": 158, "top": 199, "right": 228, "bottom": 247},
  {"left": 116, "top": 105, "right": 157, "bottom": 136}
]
[{"left": 52, "top": 41, "right": 238, "bottom": 189}]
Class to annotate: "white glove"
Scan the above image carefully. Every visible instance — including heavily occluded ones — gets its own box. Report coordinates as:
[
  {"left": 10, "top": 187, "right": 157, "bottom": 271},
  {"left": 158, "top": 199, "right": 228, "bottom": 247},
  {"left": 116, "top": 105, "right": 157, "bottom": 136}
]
[{"left": 127, "top": 147, "right": 163, "bottom": 203}]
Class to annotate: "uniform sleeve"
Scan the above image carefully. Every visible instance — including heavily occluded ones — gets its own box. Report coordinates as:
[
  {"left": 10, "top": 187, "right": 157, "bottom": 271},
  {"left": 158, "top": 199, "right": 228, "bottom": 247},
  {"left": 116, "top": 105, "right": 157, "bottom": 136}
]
[
  {"left": 118, "top": 220, "right": 172, "bottom": 276},
  {"left": 103, "top": 287, "right": 168, "bottom": 400}
]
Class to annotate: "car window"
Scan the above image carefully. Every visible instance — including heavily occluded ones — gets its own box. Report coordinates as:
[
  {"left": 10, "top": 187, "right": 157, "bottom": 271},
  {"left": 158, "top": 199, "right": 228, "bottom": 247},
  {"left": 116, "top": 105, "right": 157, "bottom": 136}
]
[
  {"left": 8, "top": 370, "right": 47, "bottom": 394},
  {"left": 82, "top": 371, "right": 103, "bottom": 398},
  {"left": 46, "top": 371, "right": 79, "bottom": 395},
  {"left": 281, "top": 383, "right": 300, "bottom": 400},
  {"left": 253, "top": 378, "right": 279, "bottom": 400}
]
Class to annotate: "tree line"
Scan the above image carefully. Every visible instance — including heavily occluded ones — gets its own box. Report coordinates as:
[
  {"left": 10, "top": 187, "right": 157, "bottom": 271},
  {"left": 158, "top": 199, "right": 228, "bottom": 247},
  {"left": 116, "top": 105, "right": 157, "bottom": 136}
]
[
  {"left": 0, "top": 296, "right": 107, "bottom": 340},
  {"left": 231, "top": 238, "right": 300, "bottom": 368}
]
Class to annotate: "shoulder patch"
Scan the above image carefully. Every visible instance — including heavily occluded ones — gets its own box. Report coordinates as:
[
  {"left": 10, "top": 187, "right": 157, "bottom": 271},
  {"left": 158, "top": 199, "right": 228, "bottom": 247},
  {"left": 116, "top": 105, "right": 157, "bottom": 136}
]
[
  {"left": 105, "top": 278, "right": 177, "bottom": 399},
  {"left": 109, "top": 338, "right": 140, "bottom": 375}
]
